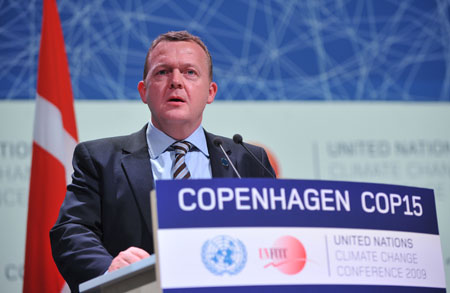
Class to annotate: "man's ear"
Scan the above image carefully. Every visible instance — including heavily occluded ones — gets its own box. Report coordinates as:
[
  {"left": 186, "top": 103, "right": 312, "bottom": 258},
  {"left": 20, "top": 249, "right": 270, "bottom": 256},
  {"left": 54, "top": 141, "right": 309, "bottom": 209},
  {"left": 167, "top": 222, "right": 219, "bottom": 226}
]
[
  {"left": 207, "top": 81, "right": 218, "bottom": 104},
  {"left": 138, "top": 81, "right": 147, "bottom": 104}
]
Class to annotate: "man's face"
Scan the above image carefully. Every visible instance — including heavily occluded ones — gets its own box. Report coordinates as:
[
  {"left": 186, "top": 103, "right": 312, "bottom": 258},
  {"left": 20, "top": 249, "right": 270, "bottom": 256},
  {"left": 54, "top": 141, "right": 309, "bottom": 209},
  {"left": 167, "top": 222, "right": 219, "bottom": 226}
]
[{"left": 138, "top": 41, "right": 217, "bottom": 138}]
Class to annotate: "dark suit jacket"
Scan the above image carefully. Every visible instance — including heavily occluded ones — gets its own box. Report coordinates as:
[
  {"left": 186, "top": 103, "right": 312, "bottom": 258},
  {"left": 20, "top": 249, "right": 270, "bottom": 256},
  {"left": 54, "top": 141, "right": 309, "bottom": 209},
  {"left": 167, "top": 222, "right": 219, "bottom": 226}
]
[{"left": 50, "top": 125, "right": 274, "bottom": 292}]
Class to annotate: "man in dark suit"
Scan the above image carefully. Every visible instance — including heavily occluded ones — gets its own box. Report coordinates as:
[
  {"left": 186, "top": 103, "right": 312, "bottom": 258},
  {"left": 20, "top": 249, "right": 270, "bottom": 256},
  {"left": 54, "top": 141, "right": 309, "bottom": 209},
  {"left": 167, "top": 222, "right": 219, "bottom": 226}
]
[{"left": 50, "top": 31, "right": 274, "bottom": 292}]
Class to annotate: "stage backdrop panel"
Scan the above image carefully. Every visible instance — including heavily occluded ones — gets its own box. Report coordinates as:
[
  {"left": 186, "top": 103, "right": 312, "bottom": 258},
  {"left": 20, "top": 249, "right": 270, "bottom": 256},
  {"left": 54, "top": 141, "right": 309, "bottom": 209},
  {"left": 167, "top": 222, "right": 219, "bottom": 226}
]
[{"left": 0, "top": 101, "right": 449, "bottom": 292}]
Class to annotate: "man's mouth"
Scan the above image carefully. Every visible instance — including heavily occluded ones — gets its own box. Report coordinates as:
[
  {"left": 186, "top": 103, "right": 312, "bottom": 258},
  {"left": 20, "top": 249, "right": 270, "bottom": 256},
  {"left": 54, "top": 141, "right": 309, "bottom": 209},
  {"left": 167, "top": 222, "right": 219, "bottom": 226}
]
[{"left": 168, "top": 96, "right": 185, "bottom": 103}]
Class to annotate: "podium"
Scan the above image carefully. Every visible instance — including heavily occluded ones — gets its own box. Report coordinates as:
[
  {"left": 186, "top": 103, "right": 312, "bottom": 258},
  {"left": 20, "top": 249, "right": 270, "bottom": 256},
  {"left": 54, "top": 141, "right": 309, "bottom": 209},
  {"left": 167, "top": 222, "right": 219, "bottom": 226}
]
[
  {"left": 80, "top": 178, "right": 446, "bottom": 292},
  {"left": 79, "top": 255, "right": 159, "bottom": 292}
]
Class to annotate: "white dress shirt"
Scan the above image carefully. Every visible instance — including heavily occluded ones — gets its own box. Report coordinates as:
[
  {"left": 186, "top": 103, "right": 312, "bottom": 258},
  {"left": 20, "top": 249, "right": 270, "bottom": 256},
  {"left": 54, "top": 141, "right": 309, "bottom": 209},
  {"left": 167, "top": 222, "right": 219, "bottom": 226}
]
[{"left": 146, "top": 122, "right": 212, "bottom": 181}]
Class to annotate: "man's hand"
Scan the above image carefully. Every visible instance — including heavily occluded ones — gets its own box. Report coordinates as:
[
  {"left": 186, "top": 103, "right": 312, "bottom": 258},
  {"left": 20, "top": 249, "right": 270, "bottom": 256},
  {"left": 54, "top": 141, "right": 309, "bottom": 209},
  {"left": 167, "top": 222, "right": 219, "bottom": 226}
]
[{"left": 108, "top": 246, "right": 150, "bottom": 272}]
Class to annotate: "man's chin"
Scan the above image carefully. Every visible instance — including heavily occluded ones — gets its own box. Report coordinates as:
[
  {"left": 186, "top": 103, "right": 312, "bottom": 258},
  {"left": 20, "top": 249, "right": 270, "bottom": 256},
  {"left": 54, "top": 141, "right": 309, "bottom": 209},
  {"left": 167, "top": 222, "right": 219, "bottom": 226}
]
[{"left": 161, "top": 112, "right": 190, "bottom": 124}]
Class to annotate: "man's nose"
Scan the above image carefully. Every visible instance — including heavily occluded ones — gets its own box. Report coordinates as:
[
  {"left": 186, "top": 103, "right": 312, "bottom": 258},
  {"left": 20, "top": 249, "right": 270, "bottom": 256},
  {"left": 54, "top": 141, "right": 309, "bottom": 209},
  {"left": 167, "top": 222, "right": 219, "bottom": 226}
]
[{"left": 170, "top": 70, "right": 183, "bottom": 89}]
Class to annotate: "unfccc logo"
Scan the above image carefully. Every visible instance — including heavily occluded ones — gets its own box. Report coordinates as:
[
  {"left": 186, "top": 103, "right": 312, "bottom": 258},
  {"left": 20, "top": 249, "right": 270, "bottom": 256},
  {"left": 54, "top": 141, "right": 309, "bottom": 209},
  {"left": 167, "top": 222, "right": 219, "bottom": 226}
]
[{"left": 259, "top": 235, "right": 307, "bottom": 275}]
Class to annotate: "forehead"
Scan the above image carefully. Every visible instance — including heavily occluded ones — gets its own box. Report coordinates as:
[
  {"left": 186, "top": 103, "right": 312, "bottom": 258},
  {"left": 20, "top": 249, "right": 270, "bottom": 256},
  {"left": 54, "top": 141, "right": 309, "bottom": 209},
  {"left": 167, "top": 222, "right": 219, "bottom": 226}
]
[{"left": 149, "top": 41, "right": 208, "bottom": 66}]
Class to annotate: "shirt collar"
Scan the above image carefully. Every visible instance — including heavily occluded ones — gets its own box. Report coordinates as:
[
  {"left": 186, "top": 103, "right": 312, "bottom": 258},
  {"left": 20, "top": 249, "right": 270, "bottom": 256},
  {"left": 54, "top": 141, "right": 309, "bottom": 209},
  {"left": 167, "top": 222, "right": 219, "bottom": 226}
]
[{"left": 146, "top": 122, "right": 209, "bottom": 159}]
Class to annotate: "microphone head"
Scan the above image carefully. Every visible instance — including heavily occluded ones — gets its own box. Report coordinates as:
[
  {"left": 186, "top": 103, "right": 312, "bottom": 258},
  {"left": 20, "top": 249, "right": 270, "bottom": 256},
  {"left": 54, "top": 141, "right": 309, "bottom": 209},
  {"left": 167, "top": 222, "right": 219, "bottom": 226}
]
[
  {"left": 213, "top": 137, "right": 223, "bottom": 147},
  {"left": 233, "top": 134, "right": 243, "bottom": 144}
]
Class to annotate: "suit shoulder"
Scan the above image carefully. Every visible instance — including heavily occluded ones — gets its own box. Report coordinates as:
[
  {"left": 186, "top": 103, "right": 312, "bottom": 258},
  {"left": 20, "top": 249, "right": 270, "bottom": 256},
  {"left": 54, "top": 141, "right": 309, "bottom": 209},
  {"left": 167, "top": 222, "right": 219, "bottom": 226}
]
[
  {"left": 76, "top": 135, "right": 126, "bottom": 154},
  {"left": 205, "top": 131, "right": 265, "bottom": 153},
  {"left": 75, "top": 126, "right": 147, "bottom": 155},
  {"left": 78, "top": 134, "right": 129, "bottom": 148}
]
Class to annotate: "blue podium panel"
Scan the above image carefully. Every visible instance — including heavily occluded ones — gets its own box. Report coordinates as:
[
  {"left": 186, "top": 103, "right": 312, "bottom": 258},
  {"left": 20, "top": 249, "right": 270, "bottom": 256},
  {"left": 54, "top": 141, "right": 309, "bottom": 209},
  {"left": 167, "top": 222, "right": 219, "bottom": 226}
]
[{"left": 152, "top": 179, "right": 446, "bottom": 292}]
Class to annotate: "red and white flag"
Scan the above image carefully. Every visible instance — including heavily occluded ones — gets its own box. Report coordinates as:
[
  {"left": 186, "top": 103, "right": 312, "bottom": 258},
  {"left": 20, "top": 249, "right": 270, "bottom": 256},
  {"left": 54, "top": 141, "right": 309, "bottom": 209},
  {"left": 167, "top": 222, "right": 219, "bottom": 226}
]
[{"left": 23, "top": 0, "right": 78, "bottom": 292}]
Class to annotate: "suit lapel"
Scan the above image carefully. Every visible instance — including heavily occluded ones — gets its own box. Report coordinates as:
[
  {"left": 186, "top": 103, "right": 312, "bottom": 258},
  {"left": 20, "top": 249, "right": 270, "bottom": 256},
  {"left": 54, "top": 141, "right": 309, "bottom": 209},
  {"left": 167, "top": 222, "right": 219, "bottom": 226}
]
[
  {"left": 205, "top": 131, "right": 237, "bottom": 178},
  {"left": 121, "top": 125, "right": 153, "bottom": 233},
  {"left": 121, "top": 128, "right": 238, "bottom": 232}
]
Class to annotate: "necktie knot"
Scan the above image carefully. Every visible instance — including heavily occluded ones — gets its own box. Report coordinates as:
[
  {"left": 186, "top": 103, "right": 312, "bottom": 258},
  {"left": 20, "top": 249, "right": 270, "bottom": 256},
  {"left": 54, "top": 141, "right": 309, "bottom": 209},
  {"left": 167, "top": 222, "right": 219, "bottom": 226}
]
[
  {"left": 172, "top": 141, "right": 192, "bottom": 156},
  {"left": 171, "top": 141, "right": 193, "bottom": 179}
]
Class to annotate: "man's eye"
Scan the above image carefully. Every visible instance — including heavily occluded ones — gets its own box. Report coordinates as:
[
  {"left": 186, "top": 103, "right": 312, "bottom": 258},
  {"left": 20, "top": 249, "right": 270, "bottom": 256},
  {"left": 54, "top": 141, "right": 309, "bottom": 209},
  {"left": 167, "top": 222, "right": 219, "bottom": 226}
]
[
  {"left": 156, "top": 70, "right": 168, "bottom": 75},
  {"left": 186, "top": 70, "right": 196, "bottom": 75}
]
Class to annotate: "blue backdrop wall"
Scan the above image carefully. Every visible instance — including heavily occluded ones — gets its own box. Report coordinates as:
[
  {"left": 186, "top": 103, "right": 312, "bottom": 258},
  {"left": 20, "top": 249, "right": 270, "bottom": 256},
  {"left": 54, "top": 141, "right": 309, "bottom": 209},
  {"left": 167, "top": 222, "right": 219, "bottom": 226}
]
[{"left": 1, "top": 0, "right": 449, "bottom": 101}]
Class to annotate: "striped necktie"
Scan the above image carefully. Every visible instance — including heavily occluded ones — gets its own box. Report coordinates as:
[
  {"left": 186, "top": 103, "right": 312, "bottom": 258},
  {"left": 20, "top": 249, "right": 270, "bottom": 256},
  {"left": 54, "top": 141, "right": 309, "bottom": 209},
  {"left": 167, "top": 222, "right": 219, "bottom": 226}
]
[{"left": 171, "top": 141, "right": 193, "bottom": 179}]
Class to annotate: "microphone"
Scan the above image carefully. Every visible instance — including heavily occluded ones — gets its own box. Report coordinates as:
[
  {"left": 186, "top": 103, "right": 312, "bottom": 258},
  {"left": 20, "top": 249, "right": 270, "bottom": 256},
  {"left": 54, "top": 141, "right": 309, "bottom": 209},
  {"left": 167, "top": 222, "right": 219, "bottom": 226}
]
[
  {"left": 233, "top": 134, "right": 276, "bottom": 178},
  {"left": 213, "top": 137, "right": 242, "bottom": 179}
]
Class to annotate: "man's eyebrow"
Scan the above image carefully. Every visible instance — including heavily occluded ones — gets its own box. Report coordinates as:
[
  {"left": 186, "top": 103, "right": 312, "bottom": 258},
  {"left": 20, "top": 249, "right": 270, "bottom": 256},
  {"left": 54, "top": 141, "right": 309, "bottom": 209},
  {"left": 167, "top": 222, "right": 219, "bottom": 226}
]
[
  {"left": 151, "top": 63, "right": 201, "bottom": 71},
  {"left": 149, "top": 64, "right": 171, "bottom": 73},
  {"left": 152, "top": 63, "right": 170, "bottom": 69},
  {"left": 182, "top": 63, "right": 199, "bottom": 67}
]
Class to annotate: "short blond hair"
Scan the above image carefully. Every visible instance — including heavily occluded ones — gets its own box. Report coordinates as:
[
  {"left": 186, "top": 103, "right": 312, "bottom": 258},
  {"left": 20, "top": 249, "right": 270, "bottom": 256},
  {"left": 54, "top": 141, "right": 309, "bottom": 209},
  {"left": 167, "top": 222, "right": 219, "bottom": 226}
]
[{"left": 143, "top": 31, "right": 213, "bottom": 81}]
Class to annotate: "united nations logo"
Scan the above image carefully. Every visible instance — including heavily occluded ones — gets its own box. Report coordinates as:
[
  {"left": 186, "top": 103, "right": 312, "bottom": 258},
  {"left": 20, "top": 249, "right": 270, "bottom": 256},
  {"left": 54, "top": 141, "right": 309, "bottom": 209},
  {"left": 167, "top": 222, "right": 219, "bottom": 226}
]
[{"left": 201, "top": 235, "right": 247, "bottom": 275}]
